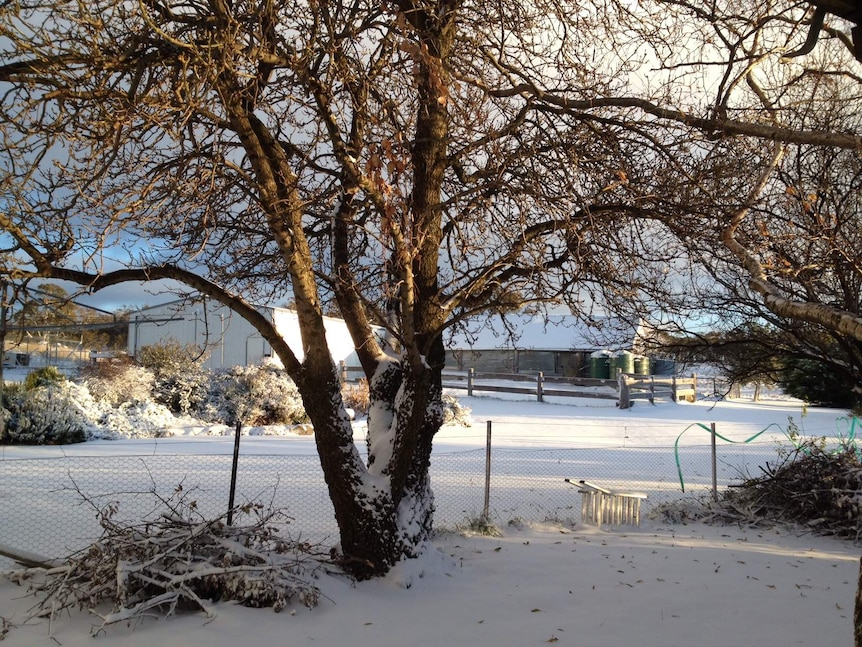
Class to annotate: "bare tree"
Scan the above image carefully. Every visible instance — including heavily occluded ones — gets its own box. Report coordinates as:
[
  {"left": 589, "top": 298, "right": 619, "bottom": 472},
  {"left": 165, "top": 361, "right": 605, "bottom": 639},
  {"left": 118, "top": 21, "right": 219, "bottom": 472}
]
[{"left": 0, "top": 0, "right": 860, "bottom": 578}]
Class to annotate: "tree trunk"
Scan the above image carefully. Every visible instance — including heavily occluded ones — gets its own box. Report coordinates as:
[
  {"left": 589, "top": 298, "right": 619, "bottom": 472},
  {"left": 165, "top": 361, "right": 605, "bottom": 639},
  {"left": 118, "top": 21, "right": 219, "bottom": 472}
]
[
  {"left": 855, "top": 554, "right": 862, "bottom": 647},
  {"left": 296, "top": 351, "right": 441, "bottom": 579}
]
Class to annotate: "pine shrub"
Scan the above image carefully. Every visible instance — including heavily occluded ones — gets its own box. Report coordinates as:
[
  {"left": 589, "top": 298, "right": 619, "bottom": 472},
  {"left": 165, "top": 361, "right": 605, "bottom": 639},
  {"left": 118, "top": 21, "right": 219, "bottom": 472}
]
[{"left": 23, "top": 365, "right": 66, "bottom": 390}]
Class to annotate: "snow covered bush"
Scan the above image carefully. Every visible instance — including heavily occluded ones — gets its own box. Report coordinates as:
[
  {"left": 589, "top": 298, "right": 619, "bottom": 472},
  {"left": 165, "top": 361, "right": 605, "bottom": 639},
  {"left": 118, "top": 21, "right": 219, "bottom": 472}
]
[
  {"left": 81, "top": 358, "right": 155, "bottom": 407},
  {"left": 4, "top": 380, "right": 101, "bottom": 444},
  {"left": 136, "top": 339, "right": 210, "bottom": 416},
  {"left": 96, "top": 400, "right": 179, "bottom": 439},
  {"left": 201, "top": 363, "right": 307, "bottom": 426},
  {"left": 441, "top": 393, "right": 471, "bottom": 427},
  {"left": 0, "top": 383, "right": 20, "bottom": 443}
]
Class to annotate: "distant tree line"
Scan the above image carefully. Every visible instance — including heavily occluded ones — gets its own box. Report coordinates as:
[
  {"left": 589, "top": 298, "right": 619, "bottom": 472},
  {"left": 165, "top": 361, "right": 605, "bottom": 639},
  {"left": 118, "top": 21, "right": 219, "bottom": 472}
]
[{"left": 4, "top": 282, "right": 129, "bottom": 352}]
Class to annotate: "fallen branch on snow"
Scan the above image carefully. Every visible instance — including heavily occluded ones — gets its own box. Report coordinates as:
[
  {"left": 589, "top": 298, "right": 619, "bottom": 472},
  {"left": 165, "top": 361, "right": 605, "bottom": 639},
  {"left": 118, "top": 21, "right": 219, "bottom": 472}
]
[{"left": 4, "top": 484, "right": 333, "bottom": 636}]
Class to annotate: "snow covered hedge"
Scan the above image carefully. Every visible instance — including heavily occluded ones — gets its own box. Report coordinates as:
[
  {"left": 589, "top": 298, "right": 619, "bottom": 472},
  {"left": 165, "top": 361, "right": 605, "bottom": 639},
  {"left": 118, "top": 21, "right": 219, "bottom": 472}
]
[{"left": 0, "top": 353, "right": 471, "bottom": 445}]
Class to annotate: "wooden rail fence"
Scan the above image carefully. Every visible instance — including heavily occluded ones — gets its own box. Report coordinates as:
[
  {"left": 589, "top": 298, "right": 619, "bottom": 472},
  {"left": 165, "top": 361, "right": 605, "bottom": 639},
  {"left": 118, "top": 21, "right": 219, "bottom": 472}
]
[{"left": 339, "top": 364, "right": 698, "bottom": 408}]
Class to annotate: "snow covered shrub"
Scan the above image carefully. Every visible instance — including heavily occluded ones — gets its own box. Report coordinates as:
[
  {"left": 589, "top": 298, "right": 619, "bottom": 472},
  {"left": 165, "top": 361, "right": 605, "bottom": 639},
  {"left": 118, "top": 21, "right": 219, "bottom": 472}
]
[
  {"left": 5, "top": 381, "right": 101, "bottom": 444},
  {"left": 202, "top": 364, "right": 307, "bottom": 426},
  {"left": 97, "top": 400, "right": 178, "bottom": 439},
  {"left": 441, "top": 393, "right": 471, "bottom": 427},
  {"left": 0, "top": 383, "right": 21, "bottom": 443},
  {"left": 81, "top": 357, "right": 155, "bottom": 406},
  {"left": 0, "top": 404, "right": 10, "bottom": 444},
  {"left": 23, "top": 365, "right": 66, "bottom": 390},
  {"left": 136, "top": 339, "right": 210, "bottom": 415},
  {"left": 341, "top": 380, "right": 369, "bottom": 417}
]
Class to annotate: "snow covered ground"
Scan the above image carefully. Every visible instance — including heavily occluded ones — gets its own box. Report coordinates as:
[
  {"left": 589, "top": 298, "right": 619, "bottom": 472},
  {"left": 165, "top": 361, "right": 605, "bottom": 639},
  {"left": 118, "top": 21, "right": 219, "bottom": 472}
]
[{"left": 1, "top": 391, "right": 859, "bottom": 646}]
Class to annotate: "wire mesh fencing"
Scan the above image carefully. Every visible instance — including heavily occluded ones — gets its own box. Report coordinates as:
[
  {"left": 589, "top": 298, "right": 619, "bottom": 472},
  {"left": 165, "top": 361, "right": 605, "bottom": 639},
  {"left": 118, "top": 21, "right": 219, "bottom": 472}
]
[
  {"left": 0, "top": 433, "right": 797, "bottom": 568},
  {"left": 431, "top": 441, "right": 784, "bottom": 528}
]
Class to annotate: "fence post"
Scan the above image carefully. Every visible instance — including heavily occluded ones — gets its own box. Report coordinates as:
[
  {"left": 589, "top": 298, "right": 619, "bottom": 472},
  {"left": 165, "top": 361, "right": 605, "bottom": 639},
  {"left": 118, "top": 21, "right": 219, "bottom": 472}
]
[
  {"left": 467, "top": 368, "right": 474, "bottom": 397},
  {"left": 649, "top": 375, "right": 655, "bottom": 404},
  {"left": 711, "top": 422, "right": 718, "bottom": 501},
  {"left": 227, "top": 420, "right": 242, "bottom": 525},
  {"left": 618, "top": 372, "right": 630, "bottom": 409},
  {"left": 537, "top": 372, "right": 544, "bottom": 402},
  {"left": 482, "top": 420, "right": 492, "bottom": 523},
  {"left": 692, "top": 373, "right": 698, "bottom": 402}
]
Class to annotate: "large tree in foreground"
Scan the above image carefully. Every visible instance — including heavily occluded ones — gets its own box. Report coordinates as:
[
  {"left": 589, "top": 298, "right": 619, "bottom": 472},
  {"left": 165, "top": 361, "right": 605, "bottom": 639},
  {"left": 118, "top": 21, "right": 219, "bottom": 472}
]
[{"left": 1, "top": 0, "right": 860, "bottom": 578}]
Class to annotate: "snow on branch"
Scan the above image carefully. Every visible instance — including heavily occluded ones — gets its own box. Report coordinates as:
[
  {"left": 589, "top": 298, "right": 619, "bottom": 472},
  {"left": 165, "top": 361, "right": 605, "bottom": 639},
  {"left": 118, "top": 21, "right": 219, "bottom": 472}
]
[{"left": 3, "top": 484, "right": 333, "bottom": 635}]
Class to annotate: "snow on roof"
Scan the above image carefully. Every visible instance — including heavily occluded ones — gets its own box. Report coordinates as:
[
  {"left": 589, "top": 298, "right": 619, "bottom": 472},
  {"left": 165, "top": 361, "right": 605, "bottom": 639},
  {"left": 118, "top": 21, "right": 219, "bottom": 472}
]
[{"left": 447, "top": 314, "right": 641, "bottom": 351}]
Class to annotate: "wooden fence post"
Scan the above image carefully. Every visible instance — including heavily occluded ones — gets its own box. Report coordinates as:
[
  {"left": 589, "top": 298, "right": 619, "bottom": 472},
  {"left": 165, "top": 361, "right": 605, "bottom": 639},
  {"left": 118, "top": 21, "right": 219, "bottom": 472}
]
[
  {"left": 618, "top": 372, "right": 630, "bottom": 409},
  {"left": 467, "top": 368, "right": 474, "bottom": 397}
]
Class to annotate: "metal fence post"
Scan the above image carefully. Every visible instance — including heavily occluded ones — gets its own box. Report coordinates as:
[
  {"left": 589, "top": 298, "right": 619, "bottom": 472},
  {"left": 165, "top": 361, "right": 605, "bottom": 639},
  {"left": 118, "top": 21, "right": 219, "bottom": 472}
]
[
  {"left": 227, "top": 420, "right": 242, "bottom": 525},
  {"left": 711, "top": 422, "right": 718, "bottom": 501},
  {"left": 537, "top": 372, "right": 544, "bottom": 402},
  {"left": 467, "top": 368, "right": 474, "bottom": 397},
  {"left": 482, "top": 420, "right": 492, "bottom": 522}
]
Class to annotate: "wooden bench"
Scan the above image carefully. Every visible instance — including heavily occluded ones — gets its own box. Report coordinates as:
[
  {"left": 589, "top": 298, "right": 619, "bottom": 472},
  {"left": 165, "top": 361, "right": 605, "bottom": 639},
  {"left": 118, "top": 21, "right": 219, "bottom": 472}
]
[{"left": 565, "top": 479, "right": 648, "bottom": 529}]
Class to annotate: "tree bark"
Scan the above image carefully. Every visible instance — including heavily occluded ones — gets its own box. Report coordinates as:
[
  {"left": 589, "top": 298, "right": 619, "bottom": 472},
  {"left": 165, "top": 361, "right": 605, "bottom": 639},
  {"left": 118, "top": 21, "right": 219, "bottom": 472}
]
[{"left": 856, "top": 554, "right": 862, "bottom": 647}]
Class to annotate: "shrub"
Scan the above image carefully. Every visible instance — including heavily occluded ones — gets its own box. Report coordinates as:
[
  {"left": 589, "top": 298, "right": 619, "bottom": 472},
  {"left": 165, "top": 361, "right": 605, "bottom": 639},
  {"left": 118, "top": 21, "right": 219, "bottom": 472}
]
[
  {"left": 136, "top": 339, "right": 210, "bottom": 415},
  {"left": 202, "top": 364, "right": 308, "bottom": 426},
  {"left": 342, "top": 380, "right": 370, "bottom": 417},
  {"left": 441, "top": 393, "right": 471, "bottom": 427},
  {"left": 4, "top": 381, "right": 100, "bottom": 444},
  {"left": 96, "top": 400, "right": 178, "bottom": 439},
  {"left": 777, "top": 357, "right": 861, "bottom": 410},
  {"left": 82, "top": 358, "right": 155, "bottom": 407},
  {"left": 136, "top": 339, "right": 208, "bottom": 375},
  {"left": 23, "top": 365, "right": 66, "bottom": 390}
]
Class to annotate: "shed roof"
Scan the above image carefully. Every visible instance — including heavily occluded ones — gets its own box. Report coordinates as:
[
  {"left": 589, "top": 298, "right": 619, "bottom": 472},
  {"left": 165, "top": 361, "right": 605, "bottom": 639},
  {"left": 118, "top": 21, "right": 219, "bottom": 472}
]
[{"left": 447, "top": 314, "right": 642, "bottom": 351}]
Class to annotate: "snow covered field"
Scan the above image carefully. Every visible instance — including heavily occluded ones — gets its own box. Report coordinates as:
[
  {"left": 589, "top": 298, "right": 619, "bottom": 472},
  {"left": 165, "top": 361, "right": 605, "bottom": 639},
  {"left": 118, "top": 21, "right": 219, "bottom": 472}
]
[{"left": 1, "top": 392, "right": 859, "bottom": 646}]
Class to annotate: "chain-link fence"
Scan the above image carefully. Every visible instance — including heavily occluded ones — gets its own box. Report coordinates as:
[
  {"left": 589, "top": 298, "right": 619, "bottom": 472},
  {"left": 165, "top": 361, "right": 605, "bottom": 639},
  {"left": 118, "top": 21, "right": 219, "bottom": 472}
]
[{"left": 0, "top": 429, "right": 799, "bottom": 568}]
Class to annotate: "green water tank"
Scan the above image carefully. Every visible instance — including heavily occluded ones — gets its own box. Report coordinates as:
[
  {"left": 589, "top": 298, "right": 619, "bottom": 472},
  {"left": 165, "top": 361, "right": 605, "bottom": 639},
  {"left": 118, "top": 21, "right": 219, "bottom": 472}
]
[
  {"left": 634, "top": 356, "right": 651, "bottom": 375},
  {"left": 611, "top": 350, "right": 635, "bottom": 376},
  {"left": 590, "top": 352, "right": 611, "bottom": 379}
]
